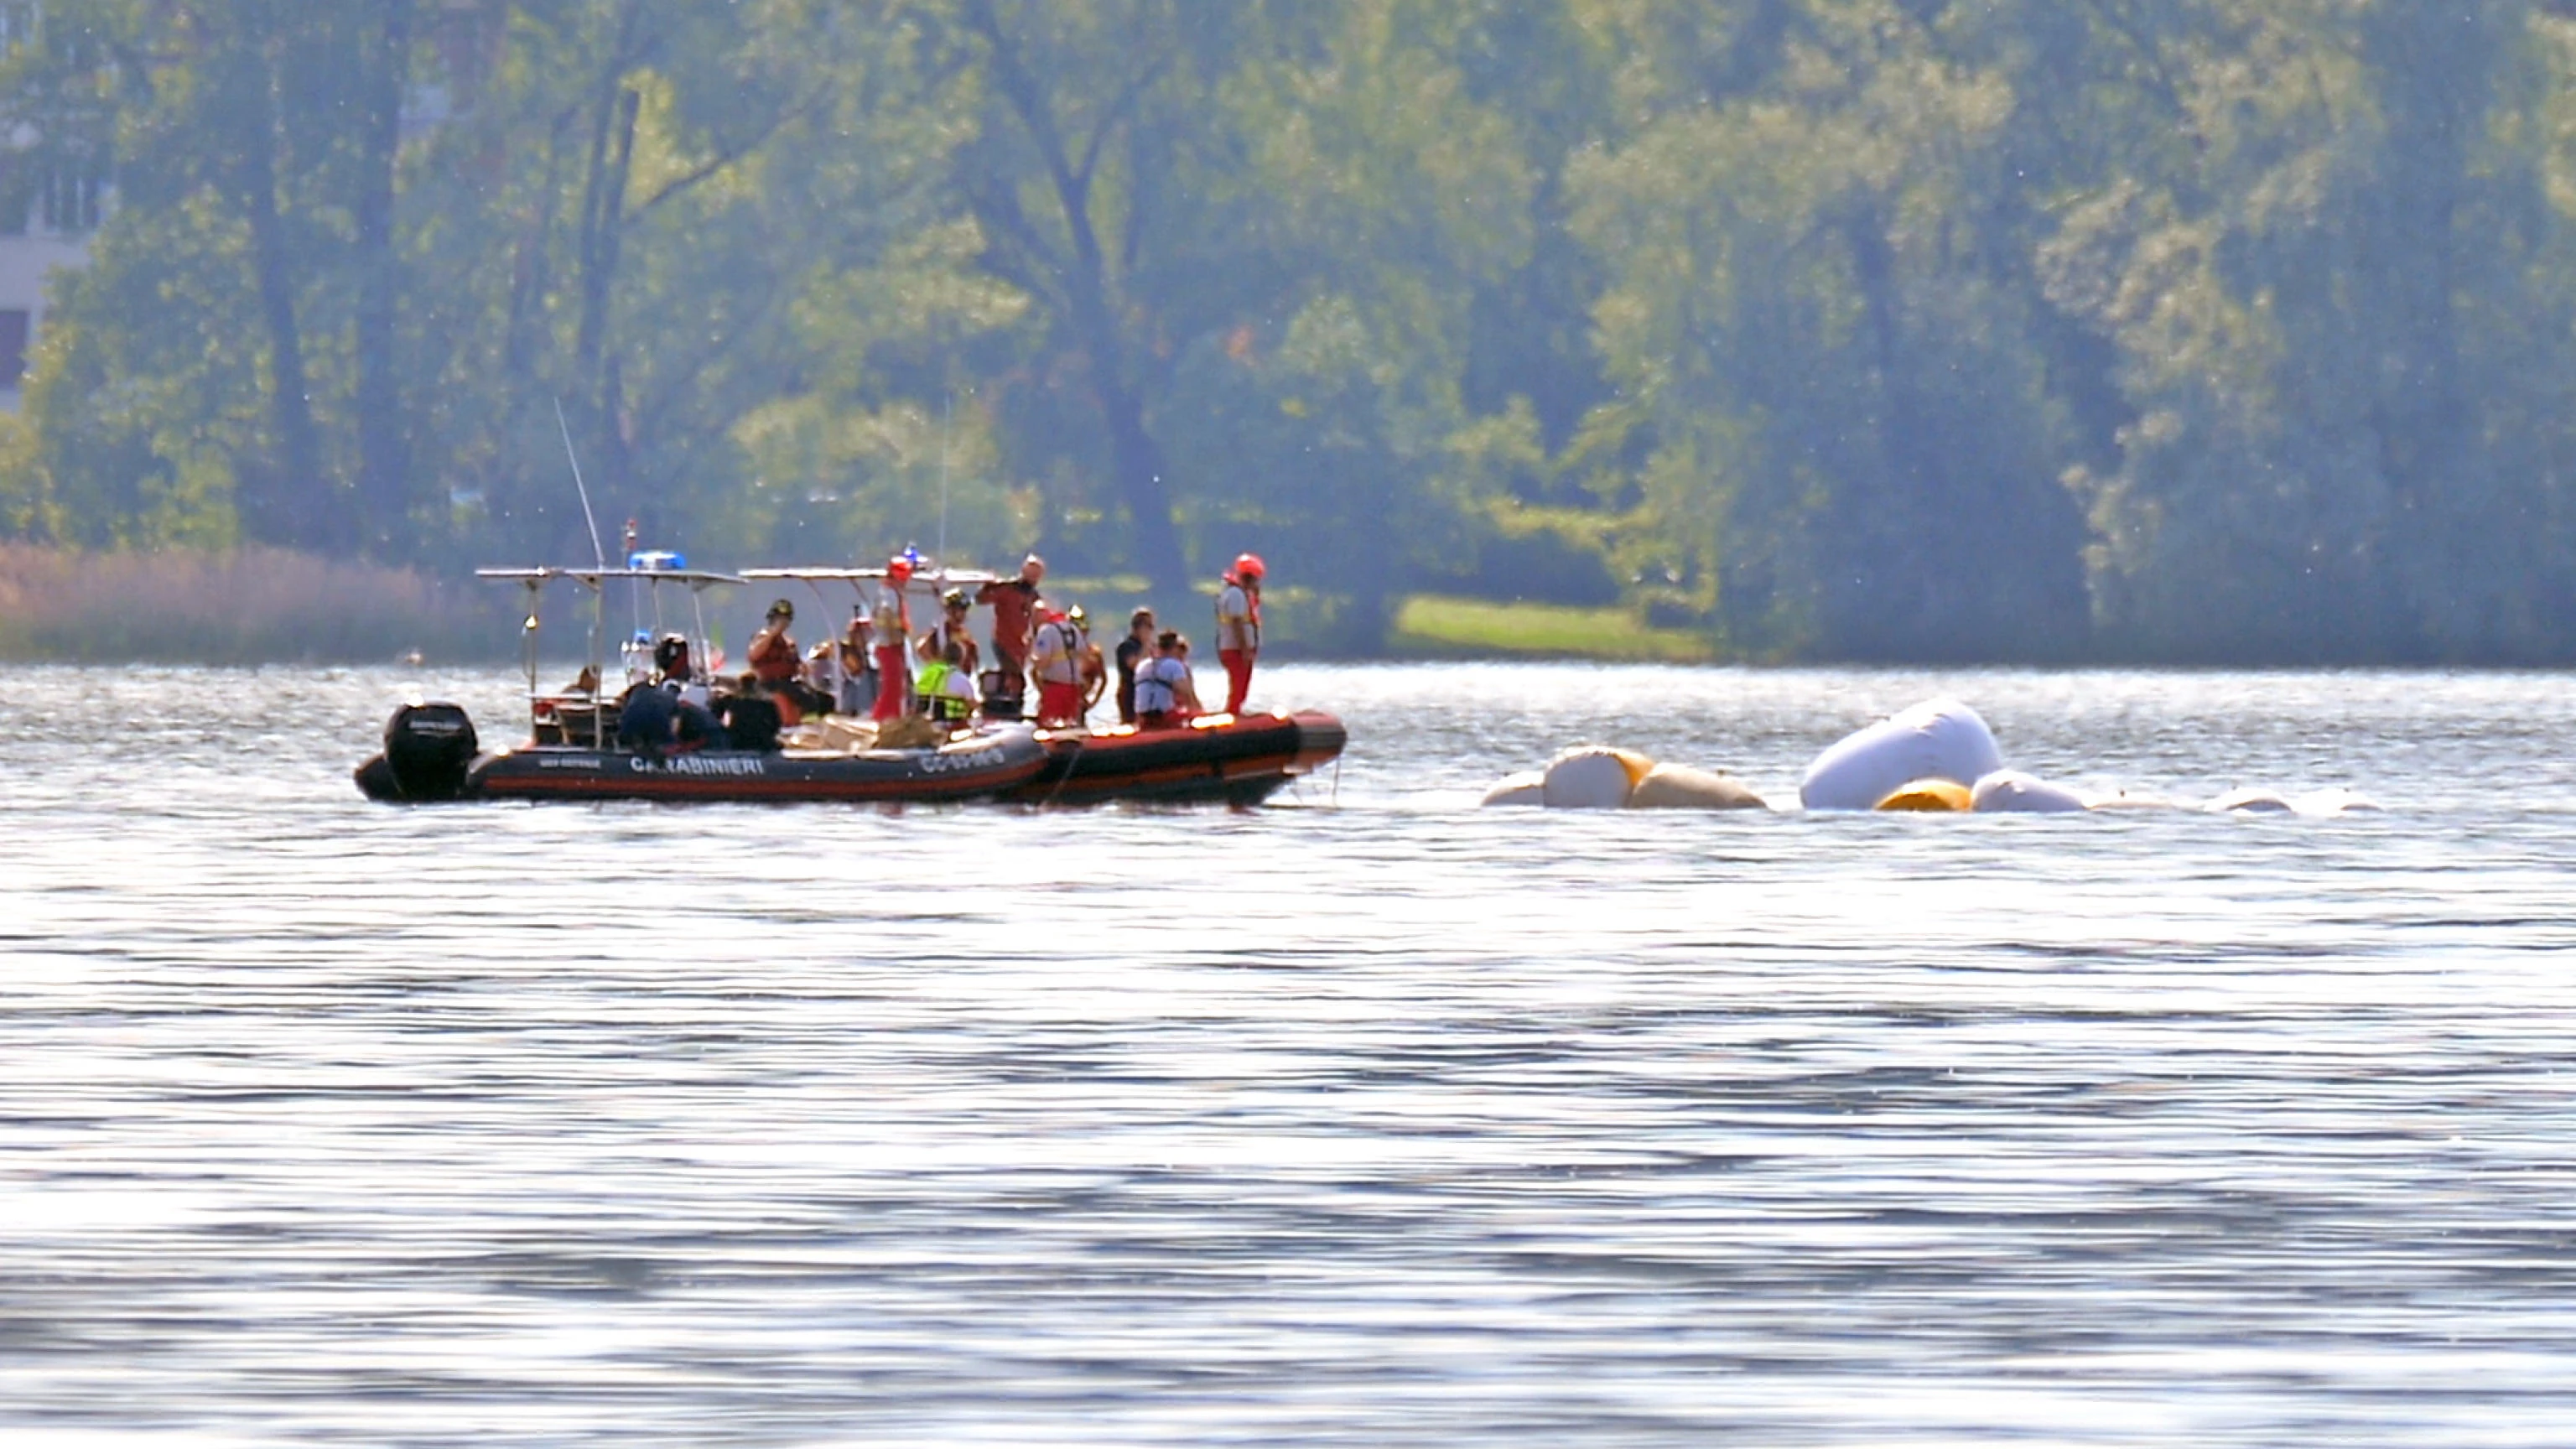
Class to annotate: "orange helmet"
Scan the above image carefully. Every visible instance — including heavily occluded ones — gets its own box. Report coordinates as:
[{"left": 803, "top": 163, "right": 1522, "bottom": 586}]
[{"left": 1231, "top": 552, "right": 1266, "bottom": 582}]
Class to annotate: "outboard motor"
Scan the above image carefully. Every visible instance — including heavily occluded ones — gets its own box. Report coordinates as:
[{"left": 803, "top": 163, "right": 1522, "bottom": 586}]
[{"left": 380, "top": 701, "right": 480, "bottom": 802}]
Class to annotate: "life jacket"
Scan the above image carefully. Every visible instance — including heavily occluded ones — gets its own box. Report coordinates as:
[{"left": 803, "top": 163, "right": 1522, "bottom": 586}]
[
  {"left": 749, "top": 626, "right": 798, "bottom": 683},
  {"left": 1216, "top": 580, "right": 1260, "bottom": 652},
  {"left": 1133, "top": 656, "right": 1185, "bottom": 714},
  {"left": 1031, "top": 620, "right": 1081, "bottom": 684},
  {"left": 915, "top": 661, "right": 975, "bottom": 723}
]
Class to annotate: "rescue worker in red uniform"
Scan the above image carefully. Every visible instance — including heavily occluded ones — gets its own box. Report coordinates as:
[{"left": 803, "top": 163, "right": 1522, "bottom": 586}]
[
  {"left": 1214, "top": 553, "right": 1264, "bottom": 716},
  {"left": 977, "top": 553, "right": 1044, "bottom": 704},
  {"left": 868, "top": 557, "right": 916, "bottom": 721}
]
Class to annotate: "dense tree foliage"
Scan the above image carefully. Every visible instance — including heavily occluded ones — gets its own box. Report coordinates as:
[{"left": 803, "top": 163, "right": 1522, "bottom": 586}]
[{"left": 6, "top": 0, "right": 2576, "bottom": 661}]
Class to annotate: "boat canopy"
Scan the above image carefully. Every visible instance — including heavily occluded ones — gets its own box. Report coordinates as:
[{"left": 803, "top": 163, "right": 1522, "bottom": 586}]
[
  {"left": 740, "top": 566, "right": 998, "bottom": 586},
  {"left": 475, "top": 564, "right": 747, "bottom": 589}
]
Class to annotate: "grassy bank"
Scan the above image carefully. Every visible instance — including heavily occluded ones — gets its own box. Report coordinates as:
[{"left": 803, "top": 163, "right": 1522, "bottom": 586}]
[
  {"left": 0, "top": 544, "right": 507, "bottom": 664},
  {"left": 1388, "top": 595, "right": 1715, "bottom": 663}
]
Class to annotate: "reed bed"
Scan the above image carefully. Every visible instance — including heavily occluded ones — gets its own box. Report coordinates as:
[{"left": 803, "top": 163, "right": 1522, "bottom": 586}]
[{"left": 0, "top": 544, "right": 508, "bottom": 664}]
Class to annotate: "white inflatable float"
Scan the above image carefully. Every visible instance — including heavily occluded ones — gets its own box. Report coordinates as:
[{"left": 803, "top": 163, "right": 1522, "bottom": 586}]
[
  {"left": 1800, "top": 699, "right": 2005, "bottom": 810},
  {"left": 1971, "top": 770, "right": 2090, "bottom": 813}
]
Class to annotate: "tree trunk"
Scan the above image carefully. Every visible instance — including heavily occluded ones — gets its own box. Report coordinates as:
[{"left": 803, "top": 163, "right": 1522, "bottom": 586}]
[
  {"left": 1063, "top": 221, "right": 1188, "bottom": 589},
  {"left": 964, "top": 0, "right": 1191, "bottom": 589},
  {"left": 237, "top": 40, "right": 336, "bottom": 550},
  {"left": 575, "top": 75, "right": 641, "bottom": 501},
  {"left": 354, "top": 0, "right": 414, "bottom": 559}
]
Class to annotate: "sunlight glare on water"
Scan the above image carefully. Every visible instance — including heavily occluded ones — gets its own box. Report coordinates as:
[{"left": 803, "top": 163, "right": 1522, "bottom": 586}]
[{"left": 3, "top": 662, "right": 2573, "bottom": 1445}]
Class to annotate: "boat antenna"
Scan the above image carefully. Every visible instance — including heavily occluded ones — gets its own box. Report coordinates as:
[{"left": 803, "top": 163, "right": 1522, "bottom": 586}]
[{"left": 554, "top": 397, "right": 608, "bottom": 572}]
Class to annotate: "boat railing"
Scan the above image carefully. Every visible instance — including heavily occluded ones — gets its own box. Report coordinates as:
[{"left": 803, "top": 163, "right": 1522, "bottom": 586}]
[{"left": 478, "top": 563, "right": 747, "bottom": 745}]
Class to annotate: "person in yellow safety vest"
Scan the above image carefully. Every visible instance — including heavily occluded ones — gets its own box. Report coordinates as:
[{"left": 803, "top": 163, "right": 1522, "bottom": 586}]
[{"left": 914, "top": 639, "right": 980, "bottom": 729}]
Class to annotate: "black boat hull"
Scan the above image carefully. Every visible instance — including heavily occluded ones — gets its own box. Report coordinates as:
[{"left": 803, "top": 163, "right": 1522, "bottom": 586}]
[
  {"left": 356, "top": 707, "right": 1348, "bottom": 808},
  {"left": 358, "top": 726, "right": 1050, "bottom": 804}
]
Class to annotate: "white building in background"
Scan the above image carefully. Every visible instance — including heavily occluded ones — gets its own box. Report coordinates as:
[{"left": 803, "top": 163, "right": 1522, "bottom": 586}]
[
  {"left": 0, "top": 212, "right": 91, "bottom": 412},
  {"left": 0, "top": 1, "right": 100, "bottom": 410}
]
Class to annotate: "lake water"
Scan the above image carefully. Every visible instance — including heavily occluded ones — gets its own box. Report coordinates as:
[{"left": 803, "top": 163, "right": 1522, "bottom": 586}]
[{"left": 4, "top": 662, "right": 2573, "bottom": 1445}]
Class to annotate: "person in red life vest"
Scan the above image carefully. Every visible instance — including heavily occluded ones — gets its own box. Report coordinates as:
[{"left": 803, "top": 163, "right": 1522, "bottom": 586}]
[
  {"left": 868, "top": 556, "right": 916, "bottom": 721},
  {"left": 976, "top": 553, "right": 1044, "bottom": 704},
  {"left": 1030, "top": 606, "right": 1086, "bottom": 727},
  {"left": 746, "top": 598, "right": 825, "bottom": 724},
  {"left": 1131, "top": 630, "right": 1202, "bottom": 730},
  {"left": 1214, "top": 552, "right": 1264, "bottom": 715}
]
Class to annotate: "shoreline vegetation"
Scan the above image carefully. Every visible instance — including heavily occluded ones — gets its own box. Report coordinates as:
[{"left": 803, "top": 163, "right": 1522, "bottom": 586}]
[
  {"left": 1387, "top": 596, "right": 1715, "bottom": 664},
  {"left": 0, "top": 545, "right": 1716, "bottom": 667},
  {"left": 0, "top": 545, "right": 506, "bottom": 665},
  {"left": 0, "top": 545, "right": 1731, "bottom": 667}
]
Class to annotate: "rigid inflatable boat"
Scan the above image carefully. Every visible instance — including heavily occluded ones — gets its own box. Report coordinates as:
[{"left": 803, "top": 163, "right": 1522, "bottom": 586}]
[
  {"left": 354, "top": 553, "right": 1348, "bottom": 808},
  {"left": 1012, "top": 710, "right": 1348, "bottom": 807}
]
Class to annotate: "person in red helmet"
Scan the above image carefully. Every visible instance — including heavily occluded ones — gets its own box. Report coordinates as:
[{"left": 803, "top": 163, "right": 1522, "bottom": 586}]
[
  {"left": 1214, "top": 552, "right": 1264, "bottom": 716},
  {"left": 868, "top": 555, "right": 916, "bottom": 721}
]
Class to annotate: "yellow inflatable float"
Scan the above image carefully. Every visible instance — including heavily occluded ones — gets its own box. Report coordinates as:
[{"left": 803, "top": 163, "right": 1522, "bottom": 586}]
[{"left": 1874, "top": 778, "right": 1974, "bottom": 812}]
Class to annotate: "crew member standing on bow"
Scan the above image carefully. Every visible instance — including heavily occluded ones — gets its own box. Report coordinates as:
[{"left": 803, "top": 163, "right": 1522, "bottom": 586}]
[
  {"left": 1214, "top": 553, "right": 1265, "bottom": 716},
  {"left": 868, "top": 556, "right": 916, "bottom": 721},
  {"left": 1030, "top": 606, "right": 1085, "bottom": 727},
  {"left": 977, "top": 553, "right": 1044, "bottom": 705}
]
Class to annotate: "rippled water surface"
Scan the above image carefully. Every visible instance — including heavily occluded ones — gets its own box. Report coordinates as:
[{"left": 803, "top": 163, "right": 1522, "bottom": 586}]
[{"left": 5, "top": 662, "right": 2574, "bottom": 1445}]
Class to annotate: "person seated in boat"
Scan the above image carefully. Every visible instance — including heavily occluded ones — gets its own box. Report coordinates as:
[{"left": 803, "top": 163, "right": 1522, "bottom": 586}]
[
  {"left": 717, "top": 676, "right": 784, "bottom": 752},
  {"left": 748, "top": 598, "right": 830, "bottom": 723},
  {"left": 1030, "top": 606, "right": 1086, "bottom": 727},
  {"left": 1114, "top": 607, "right": 1156, "bottom": 724},
  {"left": 651, "top": 631, "right": 693, "bottom": 687},
  {"left": 616, "top": 674, "right": 722, "bottom": 757},
  {"left": 917, "top": 589, "right": 981, "bottom": 675},
  {"left": 914, "top": 639, "right": 980, "bottom": 730},
  {"left": 637, "top": 631, "right": 705, "bottom": 704},
  {"left": 1132, "top": 630, "right": 1202, "bottom": 730},
  {"left": 803, "top": 640, "right": 838, "bottom": 703}
]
